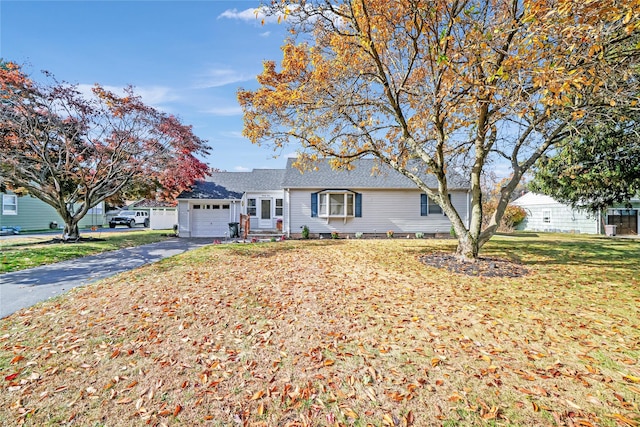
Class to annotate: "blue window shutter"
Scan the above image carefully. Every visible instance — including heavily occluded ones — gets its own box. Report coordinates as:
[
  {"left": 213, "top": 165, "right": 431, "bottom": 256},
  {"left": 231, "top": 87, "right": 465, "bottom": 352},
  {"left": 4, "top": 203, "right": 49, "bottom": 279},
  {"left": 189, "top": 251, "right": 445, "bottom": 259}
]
[
  {"left": 311, "top": 192, "right": 318, "bottom": 217},
  {"left": 420, "top": 194, "right": 428, "bottom": 216},
  {"left": 355, "top": 193, "right": 362, "bottom": 217}
]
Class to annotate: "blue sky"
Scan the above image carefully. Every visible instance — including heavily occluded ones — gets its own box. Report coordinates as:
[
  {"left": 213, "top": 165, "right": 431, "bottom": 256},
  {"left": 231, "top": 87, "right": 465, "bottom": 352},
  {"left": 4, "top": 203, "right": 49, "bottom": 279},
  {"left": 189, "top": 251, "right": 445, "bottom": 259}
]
[{"left": 1, "top": 0, "right": 295, "bottom": 172}]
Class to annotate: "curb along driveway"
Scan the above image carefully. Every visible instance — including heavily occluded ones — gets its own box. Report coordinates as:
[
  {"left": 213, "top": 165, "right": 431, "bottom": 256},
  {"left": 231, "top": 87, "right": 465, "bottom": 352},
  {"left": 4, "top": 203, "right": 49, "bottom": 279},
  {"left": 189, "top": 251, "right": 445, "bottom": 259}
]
[{"left": 0, "top": 238, "right": 213, "bottom": 319}]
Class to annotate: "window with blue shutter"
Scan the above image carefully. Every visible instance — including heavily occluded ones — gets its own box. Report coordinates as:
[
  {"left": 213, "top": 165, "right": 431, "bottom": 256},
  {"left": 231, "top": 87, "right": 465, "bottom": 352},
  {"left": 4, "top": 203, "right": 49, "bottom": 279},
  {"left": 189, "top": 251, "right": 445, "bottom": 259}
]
[
  {"left": 421, "top": 193, "right": 450, "bottom": 216},
  {"left": 355, "top": 193, "right": 362, "bottom": 217},
  {"left": 311, "top": 193, "right": 318, "bottom": 217},
  {"left": 420, "top": 194, "right": 428, "bottom": 216}
]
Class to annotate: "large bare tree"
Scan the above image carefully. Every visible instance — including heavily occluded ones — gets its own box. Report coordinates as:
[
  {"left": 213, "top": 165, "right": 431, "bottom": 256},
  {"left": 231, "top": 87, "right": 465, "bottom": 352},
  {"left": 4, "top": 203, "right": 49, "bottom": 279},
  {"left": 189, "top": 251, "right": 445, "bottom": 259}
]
[{"left": 238, "top": 0, "right": 640, "bottom": 260}]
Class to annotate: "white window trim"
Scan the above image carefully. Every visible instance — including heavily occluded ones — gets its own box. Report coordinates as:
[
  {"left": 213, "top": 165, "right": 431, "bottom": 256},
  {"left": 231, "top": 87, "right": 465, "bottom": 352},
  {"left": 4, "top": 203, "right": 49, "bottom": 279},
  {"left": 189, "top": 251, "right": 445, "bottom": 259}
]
[
  {"left": 318, "top": 190, "right": 355, "bottom": 218},
  {"left": 247, "top": 198, "right": 257, "bottom": 217},
  {"left": 2, "top": 194, "right": 18, "bottom": 215},
  {"left": 542, "top": 209, "right": 551, "bottom": 224},
  {"left": 426, "top": 194, "right": 448, "bottom": 216}
]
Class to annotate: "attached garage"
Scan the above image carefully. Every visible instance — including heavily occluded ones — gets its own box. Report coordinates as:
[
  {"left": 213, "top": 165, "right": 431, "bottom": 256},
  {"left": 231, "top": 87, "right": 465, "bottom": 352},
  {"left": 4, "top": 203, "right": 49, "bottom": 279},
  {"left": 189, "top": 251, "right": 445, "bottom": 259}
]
[
  {"left": 177, "top": 171, "right": 285, "bottom": 239},
  {"left": 191, "top": 203, "right": 232, "bottom": 237}
]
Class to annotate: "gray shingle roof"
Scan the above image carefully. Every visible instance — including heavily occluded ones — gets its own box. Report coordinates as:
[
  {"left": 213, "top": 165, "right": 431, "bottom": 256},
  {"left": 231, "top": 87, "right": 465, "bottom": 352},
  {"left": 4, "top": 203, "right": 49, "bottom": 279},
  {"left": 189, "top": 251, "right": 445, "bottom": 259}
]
[
  {"left": 177, "top": 169, "right": 286, "bottom": 200},
  {"left": 282, "top": 158, "right": 469, "bottom": 190},
  {"left": 178, "top": 158, "right": 469, "bottom": 200},
  {"left": 177, "top": 181, "right": 243, "bottom": 200},
  {"left": 131, "top": 199, "right": 177, "bottom": 208}
]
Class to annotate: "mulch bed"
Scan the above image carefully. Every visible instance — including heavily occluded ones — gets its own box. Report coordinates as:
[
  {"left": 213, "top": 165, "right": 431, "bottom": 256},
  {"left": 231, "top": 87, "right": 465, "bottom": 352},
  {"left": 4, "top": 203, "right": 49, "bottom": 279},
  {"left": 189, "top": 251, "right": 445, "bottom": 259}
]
[
  {"left": 418, "top": 252, "right": 530, "bottom": 277},
  {"left": 48, "top": 237, "right": 106, "bottom": 244}
]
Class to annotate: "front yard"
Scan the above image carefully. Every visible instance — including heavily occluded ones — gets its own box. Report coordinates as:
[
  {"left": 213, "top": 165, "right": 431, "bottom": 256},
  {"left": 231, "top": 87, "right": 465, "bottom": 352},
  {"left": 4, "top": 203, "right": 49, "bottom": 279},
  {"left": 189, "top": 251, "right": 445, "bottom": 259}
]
[{"left": 1, "top": 235, "right": 638, "bottom": 426}]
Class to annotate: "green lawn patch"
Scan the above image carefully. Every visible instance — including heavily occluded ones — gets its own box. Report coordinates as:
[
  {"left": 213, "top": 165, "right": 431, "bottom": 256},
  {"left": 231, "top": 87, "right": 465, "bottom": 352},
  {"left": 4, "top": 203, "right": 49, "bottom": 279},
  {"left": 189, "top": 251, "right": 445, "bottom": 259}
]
[{"left": 0, "top": 230, "right": 173, "bottom": 273}]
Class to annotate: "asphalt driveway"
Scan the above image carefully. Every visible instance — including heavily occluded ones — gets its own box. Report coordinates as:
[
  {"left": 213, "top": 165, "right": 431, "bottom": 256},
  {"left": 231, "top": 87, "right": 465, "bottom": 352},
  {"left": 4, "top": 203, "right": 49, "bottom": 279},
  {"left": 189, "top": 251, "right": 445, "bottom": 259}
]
[{"left": 0, "top": 238, "right": 212, "bottom": 319}]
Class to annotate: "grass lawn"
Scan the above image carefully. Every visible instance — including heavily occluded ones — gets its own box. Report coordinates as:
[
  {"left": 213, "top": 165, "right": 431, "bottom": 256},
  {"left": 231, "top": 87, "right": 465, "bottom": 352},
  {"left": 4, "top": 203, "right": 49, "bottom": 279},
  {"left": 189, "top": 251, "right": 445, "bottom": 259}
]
[
  {"left": 1, "top": 234, "right": 638, "bottom": 426},
  {"left": 0, "top": 230, "right": 173, "bottom": 273}
]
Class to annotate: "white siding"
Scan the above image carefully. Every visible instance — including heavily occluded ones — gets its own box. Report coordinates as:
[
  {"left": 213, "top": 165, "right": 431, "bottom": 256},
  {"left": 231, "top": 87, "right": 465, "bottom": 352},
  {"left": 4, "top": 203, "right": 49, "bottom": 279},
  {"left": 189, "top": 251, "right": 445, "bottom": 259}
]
[
  {"left": 512, "top": 193, "right": 599, "bottom": 234},
  {"left": 177, "top": 201, "right": 191, "bottom": 237},
  {"left": 287, "top": 189, "right": 468, "bottom": 235},
  {"left": 149, "top": 208, "right": 177, "bottom": 230},
  {"left": 244, "top": 190, "right": 285, "bottom": 230}
]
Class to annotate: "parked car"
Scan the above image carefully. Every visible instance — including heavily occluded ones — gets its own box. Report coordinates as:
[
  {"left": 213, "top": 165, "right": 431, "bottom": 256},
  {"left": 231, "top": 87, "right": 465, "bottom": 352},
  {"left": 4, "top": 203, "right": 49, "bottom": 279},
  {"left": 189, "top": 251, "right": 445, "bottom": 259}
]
[{"left": 108, "top": 210, "right": 149, "bottom": 228}]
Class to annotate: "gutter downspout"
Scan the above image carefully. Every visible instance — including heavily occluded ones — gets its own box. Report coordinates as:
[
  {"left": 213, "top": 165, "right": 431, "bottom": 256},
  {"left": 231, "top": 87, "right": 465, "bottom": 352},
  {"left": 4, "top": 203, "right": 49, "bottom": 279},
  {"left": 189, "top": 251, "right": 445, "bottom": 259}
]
[
  {"left": 466, "top": 190, "right": 471, "bottom": 228},
  {"left": 285, "top": 188, "right": 291, "bottom": 237}
]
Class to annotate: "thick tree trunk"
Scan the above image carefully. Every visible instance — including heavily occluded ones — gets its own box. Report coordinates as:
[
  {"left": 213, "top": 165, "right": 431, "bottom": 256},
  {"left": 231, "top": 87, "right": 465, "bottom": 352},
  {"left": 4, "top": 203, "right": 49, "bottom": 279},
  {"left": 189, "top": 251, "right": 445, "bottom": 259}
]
[
  {"left": 62, "top": 221, "right": 80, "bottom": 241},
  {"left": 455, "top": 231, "right": 480, "bottom": 262}
]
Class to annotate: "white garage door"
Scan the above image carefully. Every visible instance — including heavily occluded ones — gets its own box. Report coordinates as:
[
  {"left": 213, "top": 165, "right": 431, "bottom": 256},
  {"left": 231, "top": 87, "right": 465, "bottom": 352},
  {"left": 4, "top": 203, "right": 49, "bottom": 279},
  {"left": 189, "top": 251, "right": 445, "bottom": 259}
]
[{"left": 191, "top": 204, "right": 230, "bottom": 237}]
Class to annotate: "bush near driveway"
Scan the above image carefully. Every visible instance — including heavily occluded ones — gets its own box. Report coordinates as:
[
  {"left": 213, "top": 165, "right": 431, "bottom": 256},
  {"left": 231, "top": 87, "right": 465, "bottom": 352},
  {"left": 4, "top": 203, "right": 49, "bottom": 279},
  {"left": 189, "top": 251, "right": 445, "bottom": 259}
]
[{"left": 1, "top": 235, "right": 639, "bottom": 426}]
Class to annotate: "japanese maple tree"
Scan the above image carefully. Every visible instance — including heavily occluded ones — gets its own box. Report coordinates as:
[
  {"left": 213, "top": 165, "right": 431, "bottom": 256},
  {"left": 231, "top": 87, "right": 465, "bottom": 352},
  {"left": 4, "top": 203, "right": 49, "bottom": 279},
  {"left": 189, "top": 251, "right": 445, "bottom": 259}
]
[
  {"left": 0, "top": 62, "right": 209, "bottom": 239},
  {"left": 238, "top": 0, "right": 640, "bottom": 260}
]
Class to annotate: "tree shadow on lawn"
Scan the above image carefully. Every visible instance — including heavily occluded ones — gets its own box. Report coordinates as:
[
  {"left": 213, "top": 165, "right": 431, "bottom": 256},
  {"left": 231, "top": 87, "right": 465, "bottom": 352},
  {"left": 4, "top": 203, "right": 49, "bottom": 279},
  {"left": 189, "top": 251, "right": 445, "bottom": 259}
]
[
  {"left": 402, "top": 234, "right": 639, "bottom": 277},
  {"left": 484, "top": 235, "right": 639, "bottom": 271}
]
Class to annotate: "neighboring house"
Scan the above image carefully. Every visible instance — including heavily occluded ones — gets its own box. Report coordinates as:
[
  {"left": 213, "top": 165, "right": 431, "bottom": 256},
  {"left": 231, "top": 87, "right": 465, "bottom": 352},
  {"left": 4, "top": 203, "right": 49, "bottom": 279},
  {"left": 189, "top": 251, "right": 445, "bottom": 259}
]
[
  {"left": 511, "top": 192, "right": 640, "bottom": 235},
  {"left": 606, "top": 200, "right": 640, "bottom": 235},
  {"left": 1, "top": 191, "right": 105, "bottom": 232},
  {"left": 176, "top": 158, "right": 471, "bottom": 238},
  {"left": 129, "top": 199, "right": 178, "bottom": 230}
]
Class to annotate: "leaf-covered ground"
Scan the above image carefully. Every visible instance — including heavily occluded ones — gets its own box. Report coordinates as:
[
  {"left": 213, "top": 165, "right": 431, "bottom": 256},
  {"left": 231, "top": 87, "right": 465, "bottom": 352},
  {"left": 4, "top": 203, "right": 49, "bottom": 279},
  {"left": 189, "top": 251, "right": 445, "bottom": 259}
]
[{"left": 1, "top": 236, "right": 639, "bottom": 426}]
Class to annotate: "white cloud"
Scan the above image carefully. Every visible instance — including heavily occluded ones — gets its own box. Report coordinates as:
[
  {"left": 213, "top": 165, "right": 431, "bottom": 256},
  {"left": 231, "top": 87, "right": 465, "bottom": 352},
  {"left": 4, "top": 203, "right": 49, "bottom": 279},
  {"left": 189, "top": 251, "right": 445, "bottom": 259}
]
[
  {"left": 233, "top": 166, "right": 251, "bottom": 172},
  {"left": 202, "top": 105, "right": 243, "bottom": 116},
  {"left": 218, "top": 7, "right": 282, "bottom": 24},
  {"left": 218, "top": 6, "right": 297, "bottom": 24},
  {"left": 219, "top": 130, "right": 244, "bottom": 139},
  {"left": 259, "top": 31, "right": 271, "bottom": 37},
  {"left": 76, "top": 84, "right": 179, "bottom": 108},
  {"left": 193, "top": 68, "right": 253, "bottom": 89}
]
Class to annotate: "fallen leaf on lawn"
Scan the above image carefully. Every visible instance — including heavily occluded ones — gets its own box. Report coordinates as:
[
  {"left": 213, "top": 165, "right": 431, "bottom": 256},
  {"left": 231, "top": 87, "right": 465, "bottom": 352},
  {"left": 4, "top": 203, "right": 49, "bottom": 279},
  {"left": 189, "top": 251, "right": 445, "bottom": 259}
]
[
  {"left": 405, "top": 410, "right": 415, "bottom": 426},
  {"left": 565, "top": 399, "right": 581, "bottom": 410},
  {"left": 257, "top": 402, "right": 265, "bottom": 416},
  {"left": 342, "top": 407, "right": 358, "bottom": 419},
  {"left": 586, "top": 395, "right": 603, "bottom": 406},
  {"left": 10, "top": 355, "right": 24, "bottom": 364},
  {"left": 382, "top": 413, "right": 394, "bottom": 426},
  {"left": 585, "top": 365, "right": 599, "bottom": 374},
  {"left": 607, "top": 413, "right": 639, "bottom": 426},
  {"left": 448, "top": 392, "right": 464, "bottom": 402},
  {"left": 364, "top": 387, "right": 377, "bottom": 402},
  {"left": 173, "top": 404, "right": 182, "bottom": 416},
  {"left": 5, "top": 372, "right": 20, "bottom": 381},
  {"left": 623, "top": 374, "right": 640, "bottom": 383},
  {"left": 250, "top": 390, "right": 265, "bottom": 400}
]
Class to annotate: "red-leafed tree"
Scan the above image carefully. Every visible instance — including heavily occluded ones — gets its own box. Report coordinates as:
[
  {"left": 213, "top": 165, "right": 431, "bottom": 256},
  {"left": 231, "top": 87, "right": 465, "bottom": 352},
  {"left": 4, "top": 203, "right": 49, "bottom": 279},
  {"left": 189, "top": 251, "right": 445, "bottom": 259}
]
[{"left": 0, "top": 62, "right": 210, "bottom": 239}]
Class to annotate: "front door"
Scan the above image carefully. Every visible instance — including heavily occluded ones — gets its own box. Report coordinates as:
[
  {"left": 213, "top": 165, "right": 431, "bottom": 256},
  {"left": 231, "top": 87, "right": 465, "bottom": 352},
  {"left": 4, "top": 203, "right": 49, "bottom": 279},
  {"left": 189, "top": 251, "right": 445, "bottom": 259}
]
[{"left": 259, "top": 199, "right": 272, "bottom": 229}]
